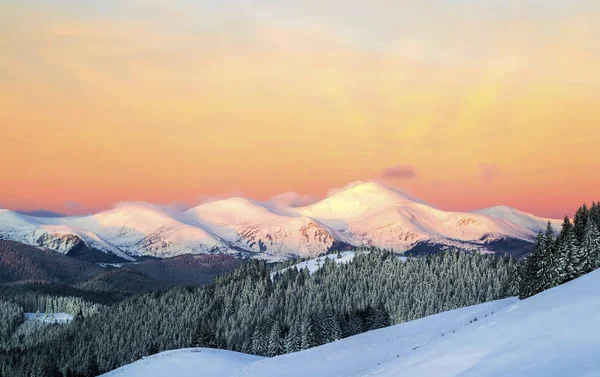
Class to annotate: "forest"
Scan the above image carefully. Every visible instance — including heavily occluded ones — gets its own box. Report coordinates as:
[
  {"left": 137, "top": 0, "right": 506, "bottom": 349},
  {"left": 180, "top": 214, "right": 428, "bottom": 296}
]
[
  {"left": 0, "top": 249, "right": 518, "bottom": 376},
  {"left": 519, "top": 202, "right": 600, "bottom": 298}
]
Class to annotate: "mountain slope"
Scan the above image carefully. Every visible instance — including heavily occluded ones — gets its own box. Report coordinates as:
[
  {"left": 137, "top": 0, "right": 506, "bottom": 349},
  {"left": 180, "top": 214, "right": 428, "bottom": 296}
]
[
  {"left": 186, "top": 198, "right": 340, "bottom": 258},
  {"left": 0, "top": 209, "right": 132, "bottom": 261},
  {"left": 294, "top": 182, "right": 535, "bottom": 252},
  {"left": 55, "top": 203, "right": 229, "bottom": 258},
  {"left": 0, "top": 240, "right": 104, "bottom": 284},
  {"left": 473, "top": 205, "right": 563, "bottom": 234},
  {"left": 102, "top": 268, "right": 600, "bottom": 377}
]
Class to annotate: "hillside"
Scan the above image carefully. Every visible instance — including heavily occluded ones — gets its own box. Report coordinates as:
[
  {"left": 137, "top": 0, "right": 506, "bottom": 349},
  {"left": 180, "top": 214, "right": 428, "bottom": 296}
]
[
  {"left": 0, "top": 240, "right": 104, "bottom": 284},
  {"left": 102, "top": 268, "right": 600, "bottom": 377}
]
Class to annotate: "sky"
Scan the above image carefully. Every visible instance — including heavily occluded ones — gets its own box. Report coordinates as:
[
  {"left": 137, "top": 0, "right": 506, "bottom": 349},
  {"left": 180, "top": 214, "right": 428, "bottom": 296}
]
[{"left": 1, "top": 0, "right": 599, "bottom": 218}]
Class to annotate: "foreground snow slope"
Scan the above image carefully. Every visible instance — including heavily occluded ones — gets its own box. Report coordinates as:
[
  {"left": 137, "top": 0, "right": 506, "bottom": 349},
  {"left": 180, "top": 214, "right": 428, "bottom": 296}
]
[{"left": 102, "top": 269, "right": 600, "bottom": 377}]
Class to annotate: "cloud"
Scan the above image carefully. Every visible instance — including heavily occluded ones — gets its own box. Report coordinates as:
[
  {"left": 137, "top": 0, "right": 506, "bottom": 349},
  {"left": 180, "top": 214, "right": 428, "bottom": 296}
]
[
  {"left": 65, "top": 201, "right": 84, "bottom": 209},
  {"left": 263, "top": 192, "right": 319, "bottom": 210},
  {"left": 196, "top": 191, "right": 246, "bottom": 205},
  {"left": 381, "top": 164, "right": 417, "bottom": 179},
  {"left": 479, "top": 163, "right": 499, "bottom": 181}
]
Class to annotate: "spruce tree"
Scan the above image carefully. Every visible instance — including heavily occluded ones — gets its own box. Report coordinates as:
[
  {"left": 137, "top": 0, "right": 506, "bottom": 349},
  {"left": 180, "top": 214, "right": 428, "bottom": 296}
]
[
  {"left": 267, "top": 323, "right": 283, "bottom": 357},
  {"left": 573, "top": 204, "right": 589, "bottom": 244},
  {"left": 590, "top": 202, "right": 600, "bottom": 230},
  {"left": 541, "top": 222, "right": 559, "bottom": 289},
  {"left": 555, "top": 216, "right": 572, "bottom": 282},
  {"left": 300, "top": 316, "right": 315, "bottom": 350},
  {"left": 561, "top": 223, "right": 580, "bottom": 282},
  {"left": 580, "top": 214, "right": 600, "bottom": 273},
  {"left": 528, "top": 232, "right": 545, "bottom": 296}
]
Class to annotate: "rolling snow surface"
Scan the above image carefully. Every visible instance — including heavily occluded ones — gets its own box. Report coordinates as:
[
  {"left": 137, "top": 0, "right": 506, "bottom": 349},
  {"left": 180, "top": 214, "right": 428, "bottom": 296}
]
[{"left": 101, "top": 268, "right": 600, "bottom": 377}]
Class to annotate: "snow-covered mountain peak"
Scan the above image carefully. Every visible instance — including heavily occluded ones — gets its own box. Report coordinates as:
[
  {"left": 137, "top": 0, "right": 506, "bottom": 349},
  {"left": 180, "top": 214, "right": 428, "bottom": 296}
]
[
  {"left": 0, "top": 209, "right": 40, "bottom": 227},
  {"left": 296, "top": 182, "right": 413, "bottom": 222},
  {"left": 329, "top": 182, "right": 410, "bottom": 202},
  {"left": 186, "top": 197, "right": 280, "bottom": 225}
]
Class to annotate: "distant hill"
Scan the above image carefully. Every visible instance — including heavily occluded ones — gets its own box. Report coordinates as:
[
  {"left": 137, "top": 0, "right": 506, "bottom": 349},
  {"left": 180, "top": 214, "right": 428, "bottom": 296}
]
[
  {"left": 0, "top": 240, "right": 104, "bottom": 284},
  {"left": 16, "top": 210, "right": 66, "bottom": 218},
  {"left": 0, "top": 240, "right": 242, "bottom": 288}
]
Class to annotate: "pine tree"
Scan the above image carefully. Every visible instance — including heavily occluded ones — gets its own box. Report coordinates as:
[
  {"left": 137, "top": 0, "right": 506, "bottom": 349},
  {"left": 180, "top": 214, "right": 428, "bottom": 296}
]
[
  {"left": 300, "top": 316, "right": 315, "bottom": 350},
  {"left": 285, "top": 322, "right": 301, "bottom": 353},
  {"left": 267, "top": 323, "right": 283, "bottom": 357},
  {"left": 590, "top": 202, "right": 600, "bottom": 230},
  {"left": 580, "top": 214, "right": 600, "bottom": 273},
  {"left": 561, "top": 224, "right": 580, "bottom": 282},
  {"left": 526, "top": 232, "right": 545, "bottom": 296},
  {"left": 555, "top": 216, "right": 572, "bottom": 281},
  {"left": 541, "top": 222, "right": 559, "bottom": 289},
  {"left": 573, "top": 204, "right": 589, "bottom": 244}
]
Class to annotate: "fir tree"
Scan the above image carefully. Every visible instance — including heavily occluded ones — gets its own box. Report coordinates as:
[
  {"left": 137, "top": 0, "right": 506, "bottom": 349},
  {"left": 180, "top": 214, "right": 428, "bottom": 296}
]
[
  {"left": 573, "top": 204, "right": 589, "bottom": 244},
  {"left": 555, "top": 217, "right": 572, "bottom": 282},
  {"left": 580, "top": 214, "right": 600, "bottom": 273}
]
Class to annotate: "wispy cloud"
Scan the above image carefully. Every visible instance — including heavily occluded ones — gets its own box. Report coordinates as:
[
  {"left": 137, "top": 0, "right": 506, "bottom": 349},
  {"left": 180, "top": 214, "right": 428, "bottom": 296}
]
[
  {"left": 479, "top": 163, "right": 499, "bottom": 182},
  {"left": 382, "top": 164, "right": 417, "bottom": 179},
  {"left": 263, "top": 192, "right": 319, "bottom": 209}
]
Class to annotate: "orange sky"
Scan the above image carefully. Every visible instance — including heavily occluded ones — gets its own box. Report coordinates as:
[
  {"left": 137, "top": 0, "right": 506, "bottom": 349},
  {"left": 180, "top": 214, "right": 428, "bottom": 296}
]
[{"left": 1, "top": 0, "right": 599, "bottom": 218}]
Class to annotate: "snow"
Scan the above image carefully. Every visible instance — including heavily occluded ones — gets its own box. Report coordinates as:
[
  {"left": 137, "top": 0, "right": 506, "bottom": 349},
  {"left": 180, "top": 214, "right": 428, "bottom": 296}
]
[
  {"left": 102, "top": 268, "right": 600, "bottom": 377},
  {"left": 272, "top": 250, "right": 359, "bottom": 277},
  {"left": 101, "top": 348, "right": 263, "bottom": 377},
  {"left": 294, "top": 182, "right": 537, "bottom": 251},
  {"left": 474, "top": 205, "right": 563, "bottom": 234},
  {"left": 272, "top": 251, "right": 409, "bottom": 277},
  {"left": 0, "top": 182, "right": 563, "bottom": 260},
  {"left": 186, "top": 198, "right": 339, "bottom": 258},
  {"left": 98, "top": 263, "right": 123, "bottom": 268},
  {"left": 24, "top": 312, "right": 74, "bottom": 324}
]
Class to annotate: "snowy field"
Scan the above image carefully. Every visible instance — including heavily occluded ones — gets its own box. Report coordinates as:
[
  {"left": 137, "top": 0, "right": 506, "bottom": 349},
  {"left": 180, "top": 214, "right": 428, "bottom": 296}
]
[
  {"left": 102, "top": 268, "right": 600, "bottom": 377},
  {"left": 272, "top": 250, "right": 408, "bottom": 277},
  {"left": 24, "top": 312, "right": 74, "bottom": 324}
]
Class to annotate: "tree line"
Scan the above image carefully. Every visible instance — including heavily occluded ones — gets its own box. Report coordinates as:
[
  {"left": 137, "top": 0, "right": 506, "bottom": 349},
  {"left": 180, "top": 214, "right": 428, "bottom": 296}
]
[{"left": 519, "top": 202, "right": 600, "bottom": 298}]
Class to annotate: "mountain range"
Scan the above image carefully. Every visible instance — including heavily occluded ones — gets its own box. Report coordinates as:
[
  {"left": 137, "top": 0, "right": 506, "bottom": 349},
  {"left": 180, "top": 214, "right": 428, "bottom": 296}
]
[{"left": 0, "top": 182, "right": 562, "bottom": 261}]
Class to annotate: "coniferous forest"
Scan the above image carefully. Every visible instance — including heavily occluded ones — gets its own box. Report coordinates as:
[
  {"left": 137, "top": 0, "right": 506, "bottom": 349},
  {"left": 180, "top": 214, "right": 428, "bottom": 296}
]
[
  {"left": 0, "top": 250, "right": 518, "bottom": 377},
  {"left": 519, "top": 202, "right": 600, "bottom": 298},
  {"left": 0, "top": 202, "right": 599, "bottom": 376}
]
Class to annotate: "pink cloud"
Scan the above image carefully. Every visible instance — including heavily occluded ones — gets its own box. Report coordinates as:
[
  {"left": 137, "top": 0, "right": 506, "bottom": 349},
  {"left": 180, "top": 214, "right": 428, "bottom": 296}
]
[
  {"left": 381, "top": 164, "right": 417, "bottom": 179},
  {"left": 479, "top": 163, "right": 499, "bottom": 181}
]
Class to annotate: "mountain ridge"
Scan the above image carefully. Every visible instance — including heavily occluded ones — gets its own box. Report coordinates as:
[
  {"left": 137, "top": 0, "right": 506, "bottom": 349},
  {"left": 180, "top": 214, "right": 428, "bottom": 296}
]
[{"left": 0, "top": 182, "right": 562, "bottom": 260}]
